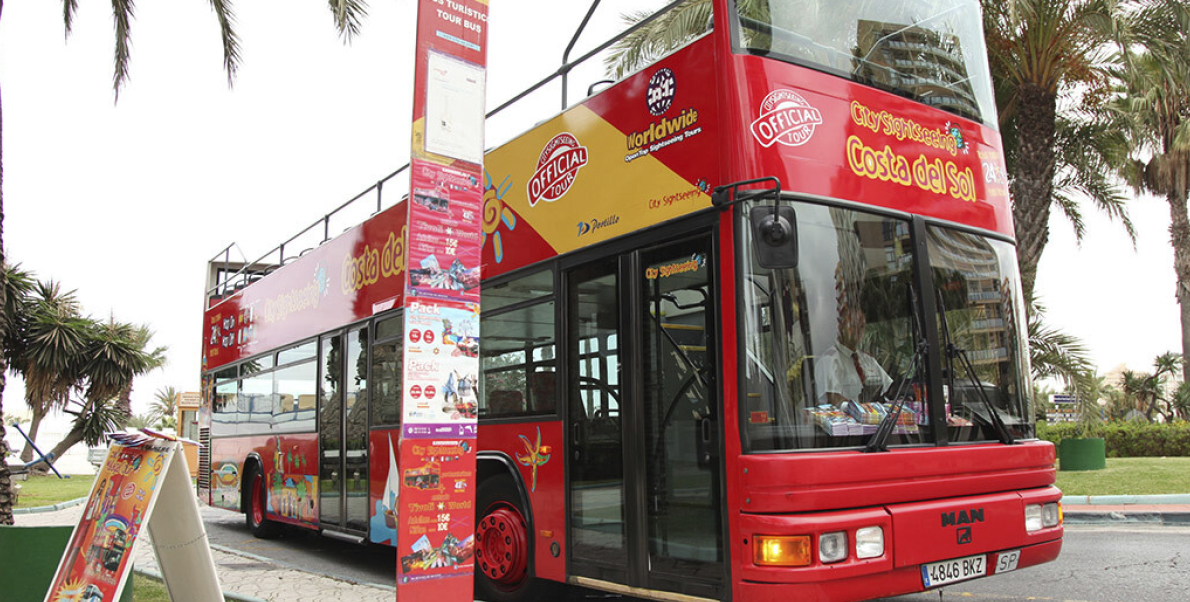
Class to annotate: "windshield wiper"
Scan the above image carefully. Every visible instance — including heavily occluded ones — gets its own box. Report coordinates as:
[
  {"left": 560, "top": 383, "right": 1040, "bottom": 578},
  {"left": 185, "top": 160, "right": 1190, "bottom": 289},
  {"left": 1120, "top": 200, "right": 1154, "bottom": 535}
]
[
  {"left": 936, "top": 290, "right": 1016, "bottom": 445},
  {"left": 865, "top": 287, "right": 926, "bottom": 453}
]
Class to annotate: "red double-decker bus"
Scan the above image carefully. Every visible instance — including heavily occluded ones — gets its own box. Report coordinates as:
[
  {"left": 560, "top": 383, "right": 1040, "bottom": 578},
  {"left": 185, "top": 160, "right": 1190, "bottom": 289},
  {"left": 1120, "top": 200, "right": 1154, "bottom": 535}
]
[{"left": 199, "top": 1, "right": 1062, "bottom": 601}]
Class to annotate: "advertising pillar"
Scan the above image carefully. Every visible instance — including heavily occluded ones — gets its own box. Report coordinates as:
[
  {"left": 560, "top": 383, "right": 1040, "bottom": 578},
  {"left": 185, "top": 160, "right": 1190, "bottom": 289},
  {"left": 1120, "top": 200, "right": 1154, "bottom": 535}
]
[{"left": 397, "top": 1, "right": 487, "bottom": 600}]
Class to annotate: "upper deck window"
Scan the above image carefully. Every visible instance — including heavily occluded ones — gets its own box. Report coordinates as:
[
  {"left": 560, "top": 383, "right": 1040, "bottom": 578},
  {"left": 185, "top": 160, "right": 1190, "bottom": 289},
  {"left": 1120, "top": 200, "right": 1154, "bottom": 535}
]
[{"left": 734, "top": 0, "right": 996, "bottom": 126}]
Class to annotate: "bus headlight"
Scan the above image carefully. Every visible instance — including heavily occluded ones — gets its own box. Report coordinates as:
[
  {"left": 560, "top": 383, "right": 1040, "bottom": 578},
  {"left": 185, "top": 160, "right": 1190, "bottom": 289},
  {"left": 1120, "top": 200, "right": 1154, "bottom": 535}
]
[
  {"left": 1043, "top": 502, "right": 1062, "bottom": 527},
  {"left": 1026, "top": 503, "right": 1060, "bottom": 531},
  {"left": 754, "top": 535, "right": 812, "bottom": 567},
  {"left": 1025, "top": 504, "right": 1042, "bottom": 531},
  {"left": 855, "top": 526, "right": 885, "bottom": 559},
  {"left": 819, "top": 531, "right": 847, "bottom": 564}
]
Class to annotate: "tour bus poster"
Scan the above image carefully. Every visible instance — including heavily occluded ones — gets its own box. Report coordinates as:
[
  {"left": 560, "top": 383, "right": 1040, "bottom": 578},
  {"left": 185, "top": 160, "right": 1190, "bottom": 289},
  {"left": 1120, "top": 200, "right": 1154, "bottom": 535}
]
[
  {"left": 408, "top": 161, "right": 483, "bottom": 303},
  {"left": 397, "top": 438, "right": 477, "bottom": 583},
  {"left": 402, "top": 299, "right": 481, "bottom": 429},
  {"left": 45, "top": 441, "right": 175, "bottom": 602}
]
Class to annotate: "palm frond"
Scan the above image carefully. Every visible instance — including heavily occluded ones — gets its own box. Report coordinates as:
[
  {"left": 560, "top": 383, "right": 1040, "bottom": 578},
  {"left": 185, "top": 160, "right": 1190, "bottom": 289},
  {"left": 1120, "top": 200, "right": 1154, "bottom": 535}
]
[
  {"left": 62, "top": 0, "right": 79, "bottom": 36},
  {"left": 328, "top": 0, "right": 369, "bottom": 42},
  {"left": 604, "top": 0, "right": 713, "bottom": 80},
  {"left": 111, "top": 0, "right": 136, "bottom": 100},
  {"left": 207, "top": 0, "right": 242, "bottom": 86}
]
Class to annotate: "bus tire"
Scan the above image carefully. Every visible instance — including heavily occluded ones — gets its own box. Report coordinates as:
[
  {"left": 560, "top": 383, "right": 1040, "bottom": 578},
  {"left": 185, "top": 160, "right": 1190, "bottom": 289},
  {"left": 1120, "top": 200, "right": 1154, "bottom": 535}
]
[
  {"left": 245, "top": 467, "right": 281, "bottom": 539},
  {"left": 474, "top": 475, "right": 560, "bottom": 602}
]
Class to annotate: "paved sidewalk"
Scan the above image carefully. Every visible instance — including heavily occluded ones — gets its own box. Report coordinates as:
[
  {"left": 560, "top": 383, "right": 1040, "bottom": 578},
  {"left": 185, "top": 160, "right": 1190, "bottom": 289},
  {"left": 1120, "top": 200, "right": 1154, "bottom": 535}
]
[
  {"left": 13, "top": 494, "right": 1189, "bottom": 601},
  {"left": 13, "top": 502, "right": 394, "bottom": 602}
]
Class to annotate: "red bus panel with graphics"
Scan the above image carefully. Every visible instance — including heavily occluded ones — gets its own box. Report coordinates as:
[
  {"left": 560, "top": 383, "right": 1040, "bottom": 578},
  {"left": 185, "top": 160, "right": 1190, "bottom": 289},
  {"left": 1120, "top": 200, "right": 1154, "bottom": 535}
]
[{"left": 200, "top": 3, "right": 1059, "bottom": 602}]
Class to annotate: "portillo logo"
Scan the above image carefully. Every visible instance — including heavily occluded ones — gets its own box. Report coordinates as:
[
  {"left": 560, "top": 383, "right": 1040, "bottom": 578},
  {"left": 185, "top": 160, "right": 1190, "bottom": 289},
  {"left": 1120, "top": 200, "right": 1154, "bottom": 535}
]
[
  {"left": 750, "top": 89, "right": 823, "bottom": 148},
  {"left": 527, "top": 132, "right": 589, "bottom": 206}
]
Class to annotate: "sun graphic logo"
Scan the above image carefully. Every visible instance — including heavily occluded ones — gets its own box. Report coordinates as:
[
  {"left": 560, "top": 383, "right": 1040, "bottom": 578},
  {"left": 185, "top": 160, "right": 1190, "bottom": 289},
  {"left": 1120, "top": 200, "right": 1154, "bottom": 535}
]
[
  {"left": 482, "top": 171, "right": 517, "bottom": 263},
  {"left": 52, "top": 578, "right": 89, "bottom": 601},
  {"left": 527, "top": 132, "right": 588, "bottom": 206},
  {"left": 946, "top": 121, "right": 970, "bottom": 154},
  {"left": 750, "top": 89, "right": 823, "bottom": 148}
]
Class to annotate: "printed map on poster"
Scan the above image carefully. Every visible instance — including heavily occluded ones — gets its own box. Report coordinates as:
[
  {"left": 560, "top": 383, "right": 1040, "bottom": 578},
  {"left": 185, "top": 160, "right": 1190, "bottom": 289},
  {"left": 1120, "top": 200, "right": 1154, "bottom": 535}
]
[{"left": 425, "top": 51, "right": 486, "bottom": 164}]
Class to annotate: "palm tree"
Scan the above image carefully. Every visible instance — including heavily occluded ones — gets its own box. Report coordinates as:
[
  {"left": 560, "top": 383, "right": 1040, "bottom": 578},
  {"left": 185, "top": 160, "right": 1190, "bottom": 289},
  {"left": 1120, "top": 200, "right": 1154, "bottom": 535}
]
[
  {"left": 981, "top": 0, "right": 1137, "bottom": 304},
  {"left": 13, "top": 281, "right": 91, "bottom": 462},
  {"left": 39, "top": 321, "right": 167, "bottom": 466},
  {"left": 1120, "top": 352, "right": 1183, "bottom": 422},
  {"left": 1114, "top": 1, "right": 1190, "bottom": 382},
  {"left": 151, "top": 385, "right": 180, "bottom": 430},
  {"left": 0, "top": 264, "right": 34, "bottom": 526},
  {"left": 0, "top": 0, "right": 370, "bottom": 526}
]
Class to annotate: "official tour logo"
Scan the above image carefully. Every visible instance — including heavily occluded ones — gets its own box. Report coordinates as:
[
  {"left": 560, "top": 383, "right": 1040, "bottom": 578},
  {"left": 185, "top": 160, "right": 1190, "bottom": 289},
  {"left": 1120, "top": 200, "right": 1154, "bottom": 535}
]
[
  {"left": 750, "top": 89, "right": 823, "bottom": 148},
  {"left": 647, "top": 68, "right": 676, "bottom": 116},
  {"left": 527, "top": 132, "right": 588, "bottom": 206}
]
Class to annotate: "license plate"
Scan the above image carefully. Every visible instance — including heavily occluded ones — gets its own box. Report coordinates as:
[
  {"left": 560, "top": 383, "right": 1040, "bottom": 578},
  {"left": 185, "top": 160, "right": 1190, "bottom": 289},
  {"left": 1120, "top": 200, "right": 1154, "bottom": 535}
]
[
  {"left": 922, "top": 554, "right": 986, "bottom": 588},
  {"left": 995, "top": 549, "right": 1021, "bottom": 574}
]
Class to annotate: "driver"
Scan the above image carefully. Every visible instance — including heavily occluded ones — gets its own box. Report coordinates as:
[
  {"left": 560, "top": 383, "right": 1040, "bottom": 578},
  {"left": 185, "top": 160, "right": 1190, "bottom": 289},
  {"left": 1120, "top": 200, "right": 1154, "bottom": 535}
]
[{"left": 815, "top": 301, "right": 892, "bottom": 406}]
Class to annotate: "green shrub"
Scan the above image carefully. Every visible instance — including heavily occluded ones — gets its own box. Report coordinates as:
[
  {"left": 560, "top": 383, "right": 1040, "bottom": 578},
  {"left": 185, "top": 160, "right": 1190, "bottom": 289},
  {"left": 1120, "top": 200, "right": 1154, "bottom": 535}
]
[{"left": 1036, "top": 421, "right": 1190, "bottom": 457}]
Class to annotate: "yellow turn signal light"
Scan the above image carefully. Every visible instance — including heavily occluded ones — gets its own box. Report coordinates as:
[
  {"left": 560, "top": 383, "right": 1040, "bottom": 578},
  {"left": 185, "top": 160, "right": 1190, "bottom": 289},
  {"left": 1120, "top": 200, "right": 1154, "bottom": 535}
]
[{"left": 754, "top": 535, "right": 812, "bottom": 567}]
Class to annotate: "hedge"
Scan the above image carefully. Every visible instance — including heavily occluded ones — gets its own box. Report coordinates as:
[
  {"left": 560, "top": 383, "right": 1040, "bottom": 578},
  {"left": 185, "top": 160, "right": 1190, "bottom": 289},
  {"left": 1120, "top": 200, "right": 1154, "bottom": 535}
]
[{"left": 1036, "top": 422, "right": 1190, "bottom": 457}]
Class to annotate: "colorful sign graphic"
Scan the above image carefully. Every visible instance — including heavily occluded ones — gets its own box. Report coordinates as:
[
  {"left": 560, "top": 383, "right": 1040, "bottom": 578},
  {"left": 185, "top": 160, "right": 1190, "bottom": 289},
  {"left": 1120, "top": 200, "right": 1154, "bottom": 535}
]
[
  {"left": 47, "top": 442, "right": 170, "bottom": 602},
  {"left": 46, "top": 437, "right": 221, "bottom": 602}
]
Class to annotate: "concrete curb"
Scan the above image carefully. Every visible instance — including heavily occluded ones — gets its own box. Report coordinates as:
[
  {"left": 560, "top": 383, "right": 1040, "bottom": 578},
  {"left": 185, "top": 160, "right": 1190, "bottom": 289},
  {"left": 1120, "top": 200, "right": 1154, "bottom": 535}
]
[
  {"left": 12, "top": 496, "right": 88, "bottom": 515},
  {"left": 1062, "top": 511, "right": 1190, "bottom": 526},
  {"left": 1061, "top": 494, "right": 1190, "bottom": 505}
]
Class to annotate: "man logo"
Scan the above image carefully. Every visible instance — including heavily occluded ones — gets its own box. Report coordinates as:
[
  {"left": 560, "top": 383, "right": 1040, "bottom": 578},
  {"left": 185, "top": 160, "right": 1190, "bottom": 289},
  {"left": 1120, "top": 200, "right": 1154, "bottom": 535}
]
[{"left": 956, "top": 527, "right": 973, "bottom": 545}]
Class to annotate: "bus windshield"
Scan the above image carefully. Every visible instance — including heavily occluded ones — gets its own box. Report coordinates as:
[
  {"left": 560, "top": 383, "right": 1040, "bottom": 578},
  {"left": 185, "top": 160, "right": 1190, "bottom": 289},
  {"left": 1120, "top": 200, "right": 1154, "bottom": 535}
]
[
  {"left": 734, "top": 0, "right": 996, "bottom": 125},
  {"left": 741, "top": 201, "right": 1033, "bottom": 452}
]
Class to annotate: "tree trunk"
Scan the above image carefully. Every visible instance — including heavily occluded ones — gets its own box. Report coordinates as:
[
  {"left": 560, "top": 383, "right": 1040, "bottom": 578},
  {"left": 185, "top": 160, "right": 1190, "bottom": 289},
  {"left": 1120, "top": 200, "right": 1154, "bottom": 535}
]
[
  {"left": 40, "top": 426, "right": 86, "bottom": 470},
  {"left": 18, "top": 404, "right": 48, "bottom": 463},
  {"left": 1168, "top": 185, "right": 1190, "bottom": 384},
  {"left": 0, "top": 0, "right": 15, "bottom": 527},
  {"left": 1010, "top": 83, "right": 1059, "bottom": 304}
]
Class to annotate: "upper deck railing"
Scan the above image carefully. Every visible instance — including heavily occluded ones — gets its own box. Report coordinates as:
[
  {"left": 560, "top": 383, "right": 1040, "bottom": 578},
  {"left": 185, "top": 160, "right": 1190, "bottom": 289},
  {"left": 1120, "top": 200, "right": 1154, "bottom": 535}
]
[{"left": 206, "top": 0, "right": 690, "bottom": 304}]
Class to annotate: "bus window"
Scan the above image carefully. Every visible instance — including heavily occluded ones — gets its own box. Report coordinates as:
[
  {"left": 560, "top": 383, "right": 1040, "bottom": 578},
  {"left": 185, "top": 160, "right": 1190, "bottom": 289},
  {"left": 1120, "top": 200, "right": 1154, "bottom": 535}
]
[
  {"left": 371, "top": 314, "right": 404, "bottom": 426},
  {"left": 926, "top": 226, "right": 1033, "bottom": 441},
  {"left": 277, "top": 340, "right": 316, "bottom": 366},
  {"left": 480, "top": 301, "right": 556, "bottom": 418},
  {"left": 211, "top": 379, "right": 239, "bottom": 438},
  {"left": 742, "top": 202, "right": 922, "bottom": 450},
  {"left": 241, "top": 369, "right": 274, "bottom": 436},
  {"left": 273, "top": 360, "right": 316, "bottom": 432},
  {"left": 480, "top": 270, "right": 556, "bottom": 418}
]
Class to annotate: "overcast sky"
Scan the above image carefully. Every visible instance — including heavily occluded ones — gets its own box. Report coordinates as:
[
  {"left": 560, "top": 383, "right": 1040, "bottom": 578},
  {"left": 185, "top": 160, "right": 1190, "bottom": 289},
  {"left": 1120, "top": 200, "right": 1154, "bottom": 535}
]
[{"left": 0, "top": 0, "right": 1180, "bottom": 437}]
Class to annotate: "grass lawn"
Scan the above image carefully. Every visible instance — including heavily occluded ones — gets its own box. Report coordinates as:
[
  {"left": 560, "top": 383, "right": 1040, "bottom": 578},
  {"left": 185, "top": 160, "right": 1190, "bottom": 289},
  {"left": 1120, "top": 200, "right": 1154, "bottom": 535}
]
[
  {"left": 1056, "top": 456, "right": 1190, "bottom": 496},
  {"left": 13, "top": 473, "right": 97, "bottom": 508},
  {"left": 132, "top": 575, "right": 172, "bottom": 602}
]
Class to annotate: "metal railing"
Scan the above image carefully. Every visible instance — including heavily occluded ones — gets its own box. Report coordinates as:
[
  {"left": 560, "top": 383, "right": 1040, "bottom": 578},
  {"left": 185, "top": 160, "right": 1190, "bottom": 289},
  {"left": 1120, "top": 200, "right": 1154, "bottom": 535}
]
[{"left": 205, "top": 0, "right": 691, "bottom": 303}]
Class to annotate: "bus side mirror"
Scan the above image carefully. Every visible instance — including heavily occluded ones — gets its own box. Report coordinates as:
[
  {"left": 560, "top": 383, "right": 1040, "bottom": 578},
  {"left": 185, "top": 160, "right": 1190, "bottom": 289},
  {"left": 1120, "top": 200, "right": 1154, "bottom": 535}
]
[{"left": 750, "top": 205, "right": 798, "bottom": 269}]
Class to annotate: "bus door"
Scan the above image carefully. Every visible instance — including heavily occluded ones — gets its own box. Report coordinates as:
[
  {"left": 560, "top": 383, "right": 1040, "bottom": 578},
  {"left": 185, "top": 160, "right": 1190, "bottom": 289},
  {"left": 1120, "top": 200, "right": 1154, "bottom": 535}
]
[
  {"left": 566, "top": 231, "right": 725, "bottom": 599},
  {"left": 318, "top": 326, "right": 370, "bottom": 533}
]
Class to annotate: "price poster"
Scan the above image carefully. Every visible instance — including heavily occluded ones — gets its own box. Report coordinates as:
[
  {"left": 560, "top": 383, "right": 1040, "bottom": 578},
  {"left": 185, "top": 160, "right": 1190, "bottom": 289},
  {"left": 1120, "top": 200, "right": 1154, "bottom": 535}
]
[{"left": 398, "top": 0, "right": 487, "bottom": 599}]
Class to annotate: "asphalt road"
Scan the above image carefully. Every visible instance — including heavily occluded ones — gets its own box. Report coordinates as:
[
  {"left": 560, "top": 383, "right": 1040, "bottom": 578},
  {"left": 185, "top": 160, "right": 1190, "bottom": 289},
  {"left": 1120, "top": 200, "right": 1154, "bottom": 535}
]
[{"left": 202, "top": 508, "right": 1190, "bottom": 602}]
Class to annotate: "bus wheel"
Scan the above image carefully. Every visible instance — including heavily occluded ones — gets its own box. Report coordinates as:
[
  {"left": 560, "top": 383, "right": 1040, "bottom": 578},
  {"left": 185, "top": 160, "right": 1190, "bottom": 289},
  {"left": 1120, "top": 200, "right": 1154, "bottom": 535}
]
[
  {"left": 245, "top": 468, "right": 281, "bottom": 539},
  {"left": 475, "top": 476, "right": 558, "bottom": 602}
]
